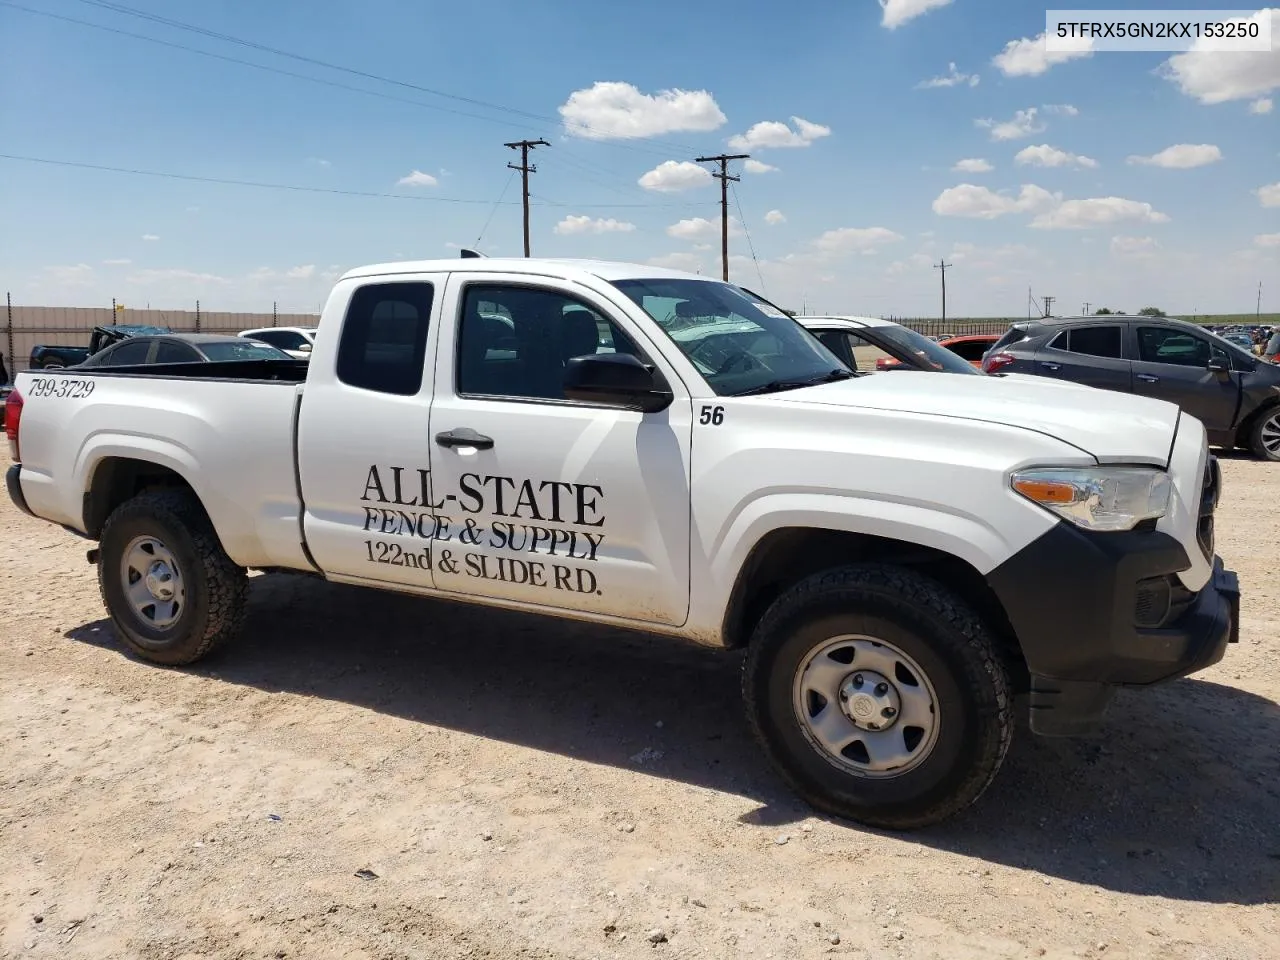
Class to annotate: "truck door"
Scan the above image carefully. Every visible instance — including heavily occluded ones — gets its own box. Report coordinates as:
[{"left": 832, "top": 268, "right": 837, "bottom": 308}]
[
  {"left": 296, "top": 277, "right": 442, "bottom": 587},
  {"left": 425, "top": 274, "right": 693, "bottom": 626}
]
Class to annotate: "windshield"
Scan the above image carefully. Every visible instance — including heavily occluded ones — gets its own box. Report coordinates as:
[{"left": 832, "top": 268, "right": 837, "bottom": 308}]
[
  {"left": 610, "top": 278, "right": 849, "bottom": 396},
  {"left": 880, "top": 327, "right": 981, "bottom": 375},
  {"left": 199, "top": 341, "right": 291, "bottom": 361}
]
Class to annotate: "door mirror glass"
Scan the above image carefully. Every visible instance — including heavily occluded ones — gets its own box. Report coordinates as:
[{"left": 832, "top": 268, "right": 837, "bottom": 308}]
[
  {"left": 1207, "top": 358, "right": 1229, "bottom": 374},
  {"left": 563, "top": 353, "right": 672, "bottom": 412},
  {"left": 297, "top": 341, "right": 313, "bottom": 353}
]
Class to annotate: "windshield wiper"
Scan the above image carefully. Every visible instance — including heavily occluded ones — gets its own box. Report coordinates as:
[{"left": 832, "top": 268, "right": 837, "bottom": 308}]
[{"left": 728, "top": 368, "right": 854, "bottom": 397}]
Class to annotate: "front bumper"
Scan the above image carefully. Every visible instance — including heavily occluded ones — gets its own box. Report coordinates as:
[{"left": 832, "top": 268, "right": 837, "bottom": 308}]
[{"left": 986, "top": 517, "right": 1239, "bottom": 736}]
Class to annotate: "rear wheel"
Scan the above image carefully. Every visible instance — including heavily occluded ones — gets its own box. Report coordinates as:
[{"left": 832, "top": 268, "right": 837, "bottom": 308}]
[
  {"left": 1248, "top": 407, "right": 1280, "bottom": 462},
  {"left": 742, "top": 563, "right": 1012, "bottom": 830},
  {"left": 98, "top": 489, "right": 248, "bottom": 665}
]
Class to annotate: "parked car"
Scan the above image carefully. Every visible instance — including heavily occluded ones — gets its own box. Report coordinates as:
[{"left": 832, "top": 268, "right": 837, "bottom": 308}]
[
  {"left": 238, "top": 325, "right": 317, "bottom": 360},
  {"left": 872, "top": 333, "right": 1001, "bottom": 372},
  {"left": 74, "top": 333, "right": 294, "bottom": 368},
  {"left": 6, "top": 256, "right": 1239, "bottom": 830},
  {"left": 30, "top": 324, "right": 171, "bottom": 369},
  {"left": 796, "top": 316, "right": 981, "bottom": 375},
  {"left": 982, "top": 315, "right": 1280, "bottom": 460},
  {"left": 1222, "top": 332, "right": 1255, "bottom": 351}
]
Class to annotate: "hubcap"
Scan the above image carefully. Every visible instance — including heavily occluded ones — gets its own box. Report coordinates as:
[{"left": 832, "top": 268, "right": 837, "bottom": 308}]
[
  {"left": 1262, "top": 414, "right": 1280, "bottom": 456},
  {"left": 792, "top": 636, "right": 940, "bottom": 779},
  {"left": 121, "top": 536, "right": 185, "bottom": 629}
]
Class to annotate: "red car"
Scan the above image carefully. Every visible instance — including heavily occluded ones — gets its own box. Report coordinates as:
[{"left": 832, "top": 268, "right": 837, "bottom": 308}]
[{"left": 875, "top": 333, "right": 1002, "bottom": 371}]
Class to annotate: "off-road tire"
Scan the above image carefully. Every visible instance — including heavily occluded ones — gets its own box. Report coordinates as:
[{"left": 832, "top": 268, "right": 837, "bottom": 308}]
[
  {"left": 742, "top": 563, "right": 1013, "bottom": 830},
  {"left": 98, "top": 488, "right": 248, "bottom": 665}
]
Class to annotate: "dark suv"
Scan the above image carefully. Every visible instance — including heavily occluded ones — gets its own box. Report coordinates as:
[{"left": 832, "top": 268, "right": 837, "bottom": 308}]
[{"left": 983, "top": 315, "right": 1280, "bottom": 461}]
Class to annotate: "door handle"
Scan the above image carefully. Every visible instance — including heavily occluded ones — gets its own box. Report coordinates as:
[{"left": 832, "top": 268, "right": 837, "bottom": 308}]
[
  {"left": 1136, "top": 374, "right": 1159, "bottom": 383},
  {"left": 435, "top": 427, "right": 494, "bottom": 450},
  {"left": 1039, "top": 362, "right": 1061, "bottom": 371}
]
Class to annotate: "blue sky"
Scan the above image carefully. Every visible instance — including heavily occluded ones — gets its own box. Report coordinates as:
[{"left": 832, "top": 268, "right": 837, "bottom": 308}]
[{"left": 1, "top": 0, "right": 1277, "bottom": 317}]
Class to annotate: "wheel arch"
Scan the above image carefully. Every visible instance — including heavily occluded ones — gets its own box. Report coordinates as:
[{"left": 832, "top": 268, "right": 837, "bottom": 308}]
[
  {"left": 1234, "top": 395, "right": 1280, "bottom": 450},
  {"left": 83, "top": 454, "right": 210, "bottom": 540}
]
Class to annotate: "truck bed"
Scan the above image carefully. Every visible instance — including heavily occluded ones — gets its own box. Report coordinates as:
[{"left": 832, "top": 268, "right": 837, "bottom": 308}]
[{"left": 12, "top": 363, "right": 310, "bottom": 571}]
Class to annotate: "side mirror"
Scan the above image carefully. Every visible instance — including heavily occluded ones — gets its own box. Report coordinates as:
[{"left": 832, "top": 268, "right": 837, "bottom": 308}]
[
  {"left": 563, "top": 353, "right": 673, "bottom": 413},
  {"left": 1207, "top": 358, "right": 1229, "bottom": 375},
  {"left": 297, "top": 342, "right": 313, "bottom": 353}
]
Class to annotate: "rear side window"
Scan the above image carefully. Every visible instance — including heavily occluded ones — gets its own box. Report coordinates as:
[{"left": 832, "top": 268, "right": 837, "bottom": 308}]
[
  {"left": 337, "top": 282, "right": 434, "bottom": 395},
  {"left": 106, "top": 340, "right": 153, "bottom": 365},
  {"left": 153, "top": 341, "right": 201, "bottom": 364},
  {"left": 990, "top": 326, "right": 1031, "bottom": 352},
  {"left": 1058, "top": 325, "right": 1123, "bottom": 359}
]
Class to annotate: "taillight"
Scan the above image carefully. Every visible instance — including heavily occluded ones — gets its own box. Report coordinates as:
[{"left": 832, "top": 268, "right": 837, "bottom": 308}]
[
  {"left": 982, "top": 352, "right": 1015, "bottom": 374},
  {"left": 5, "top": 389, "right": 22, "bottom": 461}
]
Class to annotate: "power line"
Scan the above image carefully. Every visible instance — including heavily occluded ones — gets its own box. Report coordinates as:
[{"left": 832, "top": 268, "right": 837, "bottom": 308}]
[
  {"left": 695, "top": 154, "right": 749, "bottom": 282},
  {"left": 506, "top": 139, "right": 550, "bottom": 257},
  {"left": 60, "top": 0, "right": 707, "bottom": 157},
  {"left": 0, "top": 153, "right": 708, "bottom": 208},
  {"left": 473, "top": 169, "right": 517, "bottom": 248},
  {"left": 729, "top": 183, "right": 766, "bottom": 296}
]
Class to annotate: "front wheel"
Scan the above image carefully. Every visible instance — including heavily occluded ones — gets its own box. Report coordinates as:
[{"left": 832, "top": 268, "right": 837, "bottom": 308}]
[
  {"left": 742, "top": 563, "right": 1013, "bottom": 830},
  {"left": 98, "top": 489, "right": 249, "bottom": 665},
  {"left": 1248, "top": 407, "right": 1280, "bottom": 462}
]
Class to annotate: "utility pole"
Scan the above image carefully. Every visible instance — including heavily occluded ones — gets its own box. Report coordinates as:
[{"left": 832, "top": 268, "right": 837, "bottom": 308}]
[
  {"left": 1083, "top": 301, "right": 1090, "bottom": 316},
  {"left": 1041, "top": 295, "right": 1055, "bottom": 318},
  {"left": 695, "top": 153, "right": 749, "bottom": 281},
  {"left": 505, "top": 138, "right": 550, "bottom": 257},
  {"left": 934, "top": 260, "right": 952, "bottom": 323},
  {"left": 1258, "top": 281, "right": 1263, "bottom": 321}
]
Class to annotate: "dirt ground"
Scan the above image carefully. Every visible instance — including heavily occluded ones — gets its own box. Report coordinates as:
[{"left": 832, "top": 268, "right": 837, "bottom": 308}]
[{"left": 1, "top": 451, "right": 1276, "bottom": 960}]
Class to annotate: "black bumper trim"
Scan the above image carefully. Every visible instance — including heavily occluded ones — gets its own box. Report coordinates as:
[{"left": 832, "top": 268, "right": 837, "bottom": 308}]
[
  {"left": 988, "top": 520, "right": 1239, "bottom": 734},
  {"left": 6, "top": 463, "right": 34, "bottom": 518}
]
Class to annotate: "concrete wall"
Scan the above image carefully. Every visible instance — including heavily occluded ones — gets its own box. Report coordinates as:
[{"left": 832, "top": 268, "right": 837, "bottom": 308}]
[{"left": 2, "top": 305, "right": 320, "bottom": 375}]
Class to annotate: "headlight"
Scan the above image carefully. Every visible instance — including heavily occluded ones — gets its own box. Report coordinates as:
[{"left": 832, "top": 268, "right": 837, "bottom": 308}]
[{"left": 1011, "top": 466, "right": 1172, "bottom": 532}]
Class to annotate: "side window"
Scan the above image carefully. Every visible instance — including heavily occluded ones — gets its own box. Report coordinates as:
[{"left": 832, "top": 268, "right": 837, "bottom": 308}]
[
  {"left": 336, "top": 282, "right": 434, "bottom": 396},
  {"left": 1061, "top": 326, "right": 1123, "bottom": 359},
  {"left": 813, "top": 330, "right": 854, "bottom": 368},
  {"left": 1137, "top": 327, "right": 1211, "bottom": 367},
  {"left": 845, "top": 332, "right": 897, "bottom": 372},
  {"left": 456, "top": 285, "right": 649, "bottom": 402},
  {"left": 261, "top": 331, "right": 308, "bottom": 351},
  {"left": 107, "top": 340, "right": 153, "bottom": 365},
  {"left": 153, "top": 341, "right": 201, "bottom": 364},
  {"left": 946, "top": 340, "right": 989, "bottom": 362}
]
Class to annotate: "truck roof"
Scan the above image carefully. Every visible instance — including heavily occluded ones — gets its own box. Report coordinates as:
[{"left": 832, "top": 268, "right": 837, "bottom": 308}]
[{"left": 339, "top": 257, "right": 709, "bottom": 285}]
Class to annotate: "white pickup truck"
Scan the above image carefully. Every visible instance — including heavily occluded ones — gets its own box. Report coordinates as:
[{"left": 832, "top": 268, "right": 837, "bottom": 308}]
[{"left": 4, "top": 256, "right": 1240, "bottom": 829}]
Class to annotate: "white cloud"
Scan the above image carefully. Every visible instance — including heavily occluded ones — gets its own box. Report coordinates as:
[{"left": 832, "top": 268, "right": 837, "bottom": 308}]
[
  {"left": 1042, "top": 103, "right": 1079, "bottom": 116},
  {"left": 637, "top": 160, "right": 712, "bottom": 193},
  {"left": 247, "top": 265, "right": 318, "bottom": 282},
  {"left": 917, "top": 62, "right": 979, "bottom": 88},
  {"left": 307, "top": 157, "right": 331, "bottom": 167},
  {"left": 879, "top": 0, "right": 953, "bottom": 29},
  {"left": 887, "top": 252, "right": 935, "bottom": 275},
  {"left": 1254, "top": 232, "right": 1280, "bottom": 247},
  {"left": 1110, "top": 236, "right": 1162, "bottom": 259},
  {"left": 992, "top": 31, "right": 1093, "bottom": 76},
  {"left": 976, "top": 107, "right": 1046, "bottom": 141},
  {"left": 185, "top": 206, "right": 199, "bottom": 214},
  {"left": 1032, "top": 198, "right": 1170, "bottom": 230},
  {"left": 559, "top": 81, "right": 726, "bottom": 139},
  {"left": 932, "top": 183, "right": 1060, "bottom": 219},
  {"left": 1126, "top": 144, "right": 1223, "bottom": 169},
  {"left": 743, "top": 159, "right": 779, "bottom": 174},
  {"left": 648, "top": 252, "right": 707, "bottom": 273},
  {"left": 667, "top": 216, "right": 740, "bottom": 240},
  {"left": 1015, "top": 144, "right": 1098, "bottom": 169},
  {"left": 1157, "top": 9, "right": 1280, "bottom": 104},
  {"left": 141, "top": 234, "right": 160, "bottom": 241},
  {"left": 286, "top": 265, "right": 316, "bottom": 279},
  {"left": 952, "top": 158, "right": 993, "bottom": 173},
  {"left": 764, "top": 209, "right": 786, "bottom": 225},
  {"left": 812, "top": 226, "right": 904, "bottom": 255},
  {"left": 1258, "top": 182, "right": 1280, "bottom": 207},
  {"left": 102, "top": 258, "right": 132, "bottom": 266},
  {"left": 728, "top": 116, "right": 831, "bottom": 150},
  {"left": 553, "top": 215, "right": 637, "bottom": 235},
  {"left": 397, "top": 170, "right": 438, "bottom": 187},
  {"left": 1251, "top": 97, "right": 1275, "bottom": 114},
  {"left": 42, "top": 264, "right": 95, "bottom": 286},
  {"left": 127, "top": 268, "right": 229, "bottom": 285}
]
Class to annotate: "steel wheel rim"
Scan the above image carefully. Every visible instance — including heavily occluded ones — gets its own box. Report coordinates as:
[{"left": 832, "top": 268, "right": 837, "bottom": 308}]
[
  {"left": 120, "top": 535, "right": 186, "bottom": 630},
  {"left": 1261, "top": 413, "right": 1280, "bottom": 455},
  {"left": 791, "top": 635, "right": 940, "bottom": 780}
]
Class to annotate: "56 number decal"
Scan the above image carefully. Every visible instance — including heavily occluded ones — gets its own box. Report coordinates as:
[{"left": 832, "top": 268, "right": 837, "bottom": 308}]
[{"left": 699, "top": 405, "right": 724, "bottom": 426}]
